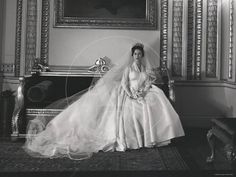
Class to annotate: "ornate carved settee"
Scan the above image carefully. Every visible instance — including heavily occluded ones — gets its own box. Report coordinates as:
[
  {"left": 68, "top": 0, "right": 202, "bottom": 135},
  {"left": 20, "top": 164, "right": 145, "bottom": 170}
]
[{"left": 11, "top": 59, "right": 176, "bottom": 139}]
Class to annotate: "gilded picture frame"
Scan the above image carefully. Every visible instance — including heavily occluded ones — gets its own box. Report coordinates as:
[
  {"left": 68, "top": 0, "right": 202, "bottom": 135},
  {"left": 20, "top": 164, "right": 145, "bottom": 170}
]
[{"left": 54, "top": 0, "right": 157, "bottom": 30}]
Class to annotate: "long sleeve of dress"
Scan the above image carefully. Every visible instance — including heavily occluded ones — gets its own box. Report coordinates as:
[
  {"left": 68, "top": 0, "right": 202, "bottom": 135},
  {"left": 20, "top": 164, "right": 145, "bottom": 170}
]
[
  {"left": 142, "top": 69, "right": 159, "bottom": 93},
  {"left": 121, "top": 67, "right": 132, "bottom": 97},
  {"left": 143, "top": 79, "right": 152, "bottom": 93},
  {"left": 140, "top": 72, "right": 153, "bottom": 93}
]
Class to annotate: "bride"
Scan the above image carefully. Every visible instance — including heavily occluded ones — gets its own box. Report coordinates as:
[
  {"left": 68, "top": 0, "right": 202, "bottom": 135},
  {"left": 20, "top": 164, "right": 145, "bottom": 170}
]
[{"left": 24, "top": 43, "right": 185, "bottom": 160}]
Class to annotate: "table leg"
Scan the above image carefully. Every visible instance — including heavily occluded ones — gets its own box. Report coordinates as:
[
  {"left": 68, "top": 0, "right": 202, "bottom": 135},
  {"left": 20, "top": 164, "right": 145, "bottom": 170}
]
[{"left": 206, "top": 129, "right": 216, "bottom": 163}]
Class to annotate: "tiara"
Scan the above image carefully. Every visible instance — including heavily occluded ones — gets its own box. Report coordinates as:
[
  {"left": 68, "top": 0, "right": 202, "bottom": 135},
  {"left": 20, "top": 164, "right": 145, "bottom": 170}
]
[{"left": 132, "top": 43, "right": 144, "bottom": 48}]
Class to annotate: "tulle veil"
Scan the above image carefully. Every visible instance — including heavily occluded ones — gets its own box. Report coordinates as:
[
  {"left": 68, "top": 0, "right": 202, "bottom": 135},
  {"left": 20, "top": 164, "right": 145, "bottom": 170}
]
[{"left": 24, "top": 42, "right": 160, "bottom": 160}]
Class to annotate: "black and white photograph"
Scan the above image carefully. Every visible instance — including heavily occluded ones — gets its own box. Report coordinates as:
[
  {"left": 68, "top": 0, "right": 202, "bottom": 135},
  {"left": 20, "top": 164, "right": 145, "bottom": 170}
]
[{"left": 0, "top": 0, "right": 236, "bottom": 177}]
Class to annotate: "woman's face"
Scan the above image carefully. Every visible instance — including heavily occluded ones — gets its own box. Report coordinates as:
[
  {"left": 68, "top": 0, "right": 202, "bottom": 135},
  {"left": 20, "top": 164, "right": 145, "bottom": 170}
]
[{"left": 133, "top": 49, "right": 143, "bottom": 61}]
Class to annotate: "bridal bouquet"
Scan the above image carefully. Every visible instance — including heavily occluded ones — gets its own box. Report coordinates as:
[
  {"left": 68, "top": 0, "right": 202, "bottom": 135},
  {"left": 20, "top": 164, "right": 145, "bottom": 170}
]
[{"left": 131, "top": 88, "right": 145, "bottom": 102}]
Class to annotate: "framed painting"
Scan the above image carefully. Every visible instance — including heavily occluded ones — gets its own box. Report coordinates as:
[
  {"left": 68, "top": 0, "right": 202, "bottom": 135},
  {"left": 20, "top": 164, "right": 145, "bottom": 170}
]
[{"left": 54, "top": 0, "right": 157, "bottom": 30}]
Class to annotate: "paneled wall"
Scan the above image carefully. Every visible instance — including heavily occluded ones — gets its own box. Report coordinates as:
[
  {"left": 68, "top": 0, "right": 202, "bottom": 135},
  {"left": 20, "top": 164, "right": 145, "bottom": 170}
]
[
  {"left": 160, "top": 0, "right": 222, "bottom": 80},
  {"left": 0, "top": 0, "right": 236, "bottom": 127},
  {"left": 158, "top": 0, "right": 236, "bottom": 127},
  {"left": 0, "top": 0, "right": 19, "bottom": 92},
  {"left": 3, "top": 0, "right": 234, "bottom": 80}
]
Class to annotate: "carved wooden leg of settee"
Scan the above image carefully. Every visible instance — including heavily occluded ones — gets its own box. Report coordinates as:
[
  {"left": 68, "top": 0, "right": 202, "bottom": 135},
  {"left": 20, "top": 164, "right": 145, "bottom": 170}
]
[
  {"left": 11, "top": 77, "right": 24, "bottom": 140},
  {"left": 206, "top": 129, "right": 216, "bottom": 163}
]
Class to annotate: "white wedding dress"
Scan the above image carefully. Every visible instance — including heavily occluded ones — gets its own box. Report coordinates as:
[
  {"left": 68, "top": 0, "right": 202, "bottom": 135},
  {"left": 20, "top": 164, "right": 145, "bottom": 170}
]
[{"left": 24, "top": 62, "right": 185, "bottom": 160}]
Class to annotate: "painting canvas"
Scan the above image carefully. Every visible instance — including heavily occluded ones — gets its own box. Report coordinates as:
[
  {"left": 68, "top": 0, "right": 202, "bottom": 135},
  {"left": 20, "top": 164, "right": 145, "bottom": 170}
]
[{"left": 63, "top": 0, "right": 146, "bottom": 18}]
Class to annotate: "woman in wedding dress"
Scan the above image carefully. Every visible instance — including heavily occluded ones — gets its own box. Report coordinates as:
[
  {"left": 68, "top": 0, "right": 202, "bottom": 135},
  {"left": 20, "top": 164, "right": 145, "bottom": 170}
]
[{"left": 24, "top": 43, "right": 185, "bottom": 160}]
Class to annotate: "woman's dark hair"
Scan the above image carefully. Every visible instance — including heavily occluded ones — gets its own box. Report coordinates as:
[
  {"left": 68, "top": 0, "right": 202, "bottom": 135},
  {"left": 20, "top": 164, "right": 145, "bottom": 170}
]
[{"left": 131, "top": 43, "right": 144, "bottom": 57}]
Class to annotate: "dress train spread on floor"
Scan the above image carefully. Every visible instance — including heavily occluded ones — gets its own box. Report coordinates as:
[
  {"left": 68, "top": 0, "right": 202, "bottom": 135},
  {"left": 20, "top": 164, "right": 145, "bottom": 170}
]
[{"left": 24, "top": 63, "right": 185, "bottom": 160}]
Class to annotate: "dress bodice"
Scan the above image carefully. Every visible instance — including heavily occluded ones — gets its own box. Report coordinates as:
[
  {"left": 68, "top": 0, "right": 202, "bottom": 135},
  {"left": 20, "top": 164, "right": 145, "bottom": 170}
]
[{"left": 128, "top": 66, "right": 148, "bottom": 94}]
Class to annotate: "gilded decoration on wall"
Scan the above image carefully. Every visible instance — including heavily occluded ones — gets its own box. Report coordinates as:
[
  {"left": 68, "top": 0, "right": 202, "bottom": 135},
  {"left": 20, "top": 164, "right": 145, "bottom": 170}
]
[
  {"left": 40, "top": 0, "right": 50, "bottom": 67},
  {"left": 31, "top": 58, "right": 50, "bottom": 74},
  {"left": 160, "top": 0, "right": 168, "bottom": 70},
  {"left": 15, "top": 0, "right": 23, "bottom": 76},
  {"left": 206, "top": 0, "right": 218, "bottom": 78},
  {"left": 228, "top": 0, "right": 234, "bottom": 79},
  {"left": 25, "top": 0, "right": 37, "bottom": 75},
  {"left": 187, "top": 0, "right": 194, "bottom": 79},
  {"left": 194, "top": 0, "right": 203, "bottom": 79},
  {"left": 171, "top": 0, "right": 183, "bottom": 77},
  {"left": 0, "top": 63, "right": 15, "bottom": 74}
]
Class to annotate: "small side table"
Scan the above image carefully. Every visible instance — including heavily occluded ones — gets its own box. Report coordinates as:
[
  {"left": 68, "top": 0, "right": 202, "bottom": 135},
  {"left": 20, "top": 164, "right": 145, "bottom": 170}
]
[{"left": 206, "top": 118, "right": 236, "bottom": 163}]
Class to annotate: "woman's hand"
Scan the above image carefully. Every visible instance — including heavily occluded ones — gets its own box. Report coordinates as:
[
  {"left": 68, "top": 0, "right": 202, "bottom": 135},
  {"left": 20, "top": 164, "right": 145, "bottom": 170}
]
[
  {"left": 135, "top": 88, "right": 145, "bottom": 98},
  {"left": 127, "top": 94, "right": 136, "bottom": 99},
  {"left": 132, "top": 94, "right": 138, "bottom": 99},
  {"left": 136, "top": 92, "right": 144, "bottom": 98},
  {"left": 128, "top": 89, "right": 145, "bottom": 100}
]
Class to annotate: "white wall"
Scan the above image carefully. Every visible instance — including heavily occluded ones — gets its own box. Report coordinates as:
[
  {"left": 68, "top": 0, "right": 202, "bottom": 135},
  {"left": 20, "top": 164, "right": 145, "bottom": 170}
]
[
  {"left": 0, "top": 0, "right": 18, "bottom": 93},
  {"left": 0, "top": 0, "right": 4, "bottom": 92},
  {"left": 48, "top": 0, "right": 160, "bottom": 67},
  {"left": 224, "top": 86, "right": 236, "bottom": 116},
  {"left": 1, "top": 0, "right": 16, "bottom": 64},
  {"left": 49, "top": 29, "right": 160, "bottom": 67},
  {"left": 0, "top": 0, "right": 4, "bottom": 61}
]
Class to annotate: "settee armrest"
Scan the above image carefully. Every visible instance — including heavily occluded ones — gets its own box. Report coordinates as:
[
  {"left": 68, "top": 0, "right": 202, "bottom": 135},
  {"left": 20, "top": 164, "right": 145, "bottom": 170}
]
[
  {"left": 155, "top": 67, "right": 175, "bottom": 103},
  {"left": 164, "top": 67, "right": 175, "bottom": 102},
  {"left": 11, "top": 77, "right": 25, "bottom": 138},
  {"left": 166, "top": 74, "right": 175, "bottom": 103}
]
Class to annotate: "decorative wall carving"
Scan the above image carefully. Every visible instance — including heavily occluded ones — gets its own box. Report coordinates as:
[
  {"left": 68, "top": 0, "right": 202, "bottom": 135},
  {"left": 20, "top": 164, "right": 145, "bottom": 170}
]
[
  {"left": 25, "top": 0, "right": 37, "bottom": 74},
  {"left": 206, "top": 0, "right": 217, "bottom": 78},
  {"left": 0, "top": 63, "right": 14, "bottom": 73},
  {"left": 160, "top": 0, "right": 168, "bottom": 70},
  {"left": 187, "top": 0, "right": 194, "bottom": 79},
  {"left": 228, "top": 0, "right": 234, "bottom": 79},
  {"left": 193, "top": 0, "right": 203, "bottom": 79},
  {"left": 40, "top": 0, "right": 50, "bottom": 65},
  {"left": 14, "top": 0, "right": 23, "bottom": 76},
  {"left": 171, "top": 0, "right": 183, "bottom": 77}
]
